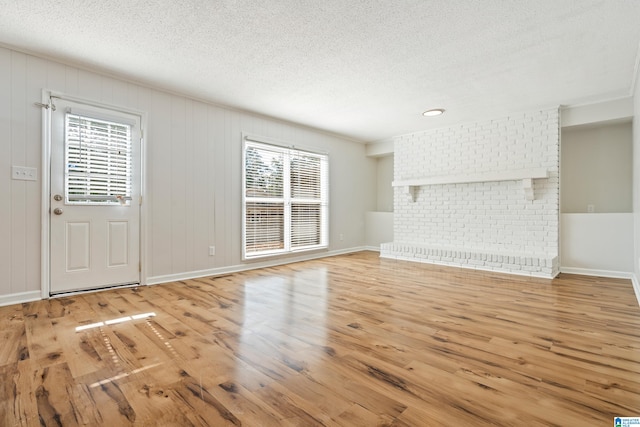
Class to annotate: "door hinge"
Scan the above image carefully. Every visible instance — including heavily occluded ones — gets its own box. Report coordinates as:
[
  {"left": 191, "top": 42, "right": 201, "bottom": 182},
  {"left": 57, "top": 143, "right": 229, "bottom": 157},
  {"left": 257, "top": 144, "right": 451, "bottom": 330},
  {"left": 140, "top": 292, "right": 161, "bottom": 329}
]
[
  {"left": 139, "top": 196, "right": 143, "bottom": 206},
  {"left": 139, "top": 262, "right": 141, "bottom": 272}
]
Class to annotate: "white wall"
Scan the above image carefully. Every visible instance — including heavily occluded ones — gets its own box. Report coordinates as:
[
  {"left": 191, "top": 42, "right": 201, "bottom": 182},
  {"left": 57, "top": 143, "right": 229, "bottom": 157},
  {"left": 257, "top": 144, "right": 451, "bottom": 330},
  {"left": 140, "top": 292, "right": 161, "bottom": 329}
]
[
  {"left": 366, "top": 138, "right": 393, "bottom": 157},
  {"left": 376, "top": 155, "right": 393, "bottom": 212},
  {"left": 635, "top": 75, "right": 640, "bottom": 282},
  {"left": 561, "top": 97, "right": 634, "bottom": 128},
  {"left": 561, "top": 122, "right": 632, "bottom": 213},
  {"left": 0, "top": 46, "right": 376, "bottom": 304},
  {"left": 363, "top": 145, "right": 394, "bottom": 250},
  {"left": 364, "top": 211, "right": 393, "bottom": 248},
  {"left": 382, "top": 108, "right": 560, "bottom": 278},
  {"left": 560, "top": 213, "right": 634, "bottom": 275},
  {"left": 559, "top": 120, "right": 634, "bottom": 277}
]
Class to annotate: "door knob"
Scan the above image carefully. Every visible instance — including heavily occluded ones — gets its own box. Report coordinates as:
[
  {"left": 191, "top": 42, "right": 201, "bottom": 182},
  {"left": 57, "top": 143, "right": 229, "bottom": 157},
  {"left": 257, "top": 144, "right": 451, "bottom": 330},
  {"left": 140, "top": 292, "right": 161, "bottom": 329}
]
[
  {"left": 53, "top": 208, "right": 63, "bottom": 215},
  {"left": 53, "top": 194, "right": 63, "bottom": 201}
]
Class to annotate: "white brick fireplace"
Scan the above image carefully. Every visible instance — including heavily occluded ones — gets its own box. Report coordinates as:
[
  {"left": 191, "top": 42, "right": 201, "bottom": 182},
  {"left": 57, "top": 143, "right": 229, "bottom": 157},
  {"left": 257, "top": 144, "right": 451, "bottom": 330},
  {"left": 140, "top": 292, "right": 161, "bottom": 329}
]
[{"left": 381, "top": 108, "right": 560, "bottom": 278}]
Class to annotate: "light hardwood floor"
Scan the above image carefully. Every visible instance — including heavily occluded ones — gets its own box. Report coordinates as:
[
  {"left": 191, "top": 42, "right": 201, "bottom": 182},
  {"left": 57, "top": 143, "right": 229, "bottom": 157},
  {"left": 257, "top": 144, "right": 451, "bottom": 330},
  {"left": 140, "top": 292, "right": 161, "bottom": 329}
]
[{"left": 1, "top": 251, "right": 640, "bottom": 426}]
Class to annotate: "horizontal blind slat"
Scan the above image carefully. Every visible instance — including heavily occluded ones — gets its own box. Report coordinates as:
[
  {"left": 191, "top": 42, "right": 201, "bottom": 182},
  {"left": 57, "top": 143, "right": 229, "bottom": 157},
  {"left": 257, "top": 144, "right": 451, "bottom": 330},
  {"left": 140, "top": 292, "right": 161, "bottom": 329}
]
[
  {"left": 244, "top": 139, "right": 328, "bottom": 257},
  {"left": 65, "top": 113, "right": 133, "bottom": 205}
]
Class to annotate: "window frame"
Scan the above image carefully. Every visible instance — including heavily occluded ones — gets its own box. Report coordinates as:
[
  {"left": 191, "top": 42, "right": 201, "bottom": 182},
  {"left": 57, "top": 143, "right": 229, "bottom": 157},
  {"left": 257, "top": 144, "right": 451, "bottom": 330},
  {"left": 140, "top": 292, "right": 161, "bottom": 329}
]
[{"left": 242, "top": 135, "right": 329, "bottom": 260}]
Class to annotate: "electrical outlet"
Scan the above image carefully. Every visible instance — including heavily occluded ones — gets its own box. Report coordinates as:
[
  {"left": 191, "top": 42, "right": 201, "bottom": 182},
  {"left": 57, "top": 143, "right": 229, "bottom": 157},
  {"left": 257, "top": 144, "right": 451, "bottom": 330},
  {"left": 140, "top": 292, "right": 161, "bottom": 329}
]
[
  {"left": 339, "top": 234, "right": 344, "bottom": 241},
  {"left": 11, "top": 166, "right": 37, "bottom": 181},
  {"left": 209, "top": 246, "right": 215, "bottom": 256},
  {"left": 587, "top": 204, "right": 595, "bottom": 213}
]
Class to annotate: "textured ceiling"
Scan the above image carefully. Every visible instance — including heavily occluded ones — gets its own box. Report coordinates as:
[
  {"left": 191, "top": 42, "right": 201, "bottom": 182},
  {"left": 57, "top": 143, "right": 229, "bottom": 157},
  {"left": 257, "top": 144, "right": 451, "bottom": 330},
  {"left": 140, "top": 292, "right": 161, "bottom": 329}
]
[{"left": 1, "top": 1, "right": 639, "bottom": 142}]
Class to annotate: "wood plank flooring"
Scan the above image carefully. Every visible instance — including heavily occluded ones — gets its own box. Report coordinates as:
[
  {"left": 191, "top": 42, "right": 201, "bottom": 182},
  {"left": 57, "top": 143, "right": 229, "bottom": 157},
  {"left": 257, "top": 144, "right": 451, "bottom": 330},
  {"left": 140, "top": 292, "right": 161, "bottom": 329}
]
[{"left": 2, "top": 251, "right": 640, "bottom": 426}]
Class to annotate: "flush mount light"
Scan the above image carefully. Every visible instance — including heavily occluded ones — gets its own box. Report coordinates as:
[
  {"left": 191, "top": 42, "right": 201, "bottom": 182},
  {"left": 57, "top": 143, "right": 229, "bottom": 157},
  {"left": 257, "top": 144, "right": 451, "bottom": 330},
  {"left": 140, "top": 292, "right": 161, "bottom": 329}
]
[{"left": 422, "top": 108, "right": 445, "bottom": 117}]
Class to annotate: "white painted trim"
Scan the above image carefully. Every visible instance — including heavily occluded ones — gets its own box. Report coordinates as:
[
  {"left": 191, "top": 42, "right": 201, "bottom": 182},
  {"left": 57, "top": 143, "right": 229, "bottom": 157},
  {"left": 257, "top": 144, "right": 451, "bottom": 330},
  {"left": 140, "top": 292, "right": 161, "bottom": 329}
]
[
  {"left": 243, "top": 132, "right": 328, "bottom": 156},
  {"left": 559, "top": 267, "right": 634, "bottom": 280},
  {"left": 393, "top": 168, "right": 549, "bottom": 187},
  {"left": 364, "top": 245, "right": 381, "bottom": 252},
  {"left": 0, "top": 291, "right": 42, "bottom": 308},
  {"left": 41, "top": 91, "right": 147, "bottom": 297},
  {"left": 41, "top": 90, "right": 52, "bottom": 300},
  {"left": 393, "top": 169, "right": 549, "bottom": 202},
  {"left": 49, "top": 283, "right": 140, "bottom": 299},
  {"left": 241, "top": 135, "right": 330, "bottom": 261},
  {"left": 139, "top": 112, "right": 149, "bottom": 287},
  {"left": 146, "top": 247, "right": 370, "bottom": 285},
  {"left": 7, "top": 248, "right": 373, "bottom": 303},
  {"left": 380, "top": 253, "right": 558, "bottom": 280}
]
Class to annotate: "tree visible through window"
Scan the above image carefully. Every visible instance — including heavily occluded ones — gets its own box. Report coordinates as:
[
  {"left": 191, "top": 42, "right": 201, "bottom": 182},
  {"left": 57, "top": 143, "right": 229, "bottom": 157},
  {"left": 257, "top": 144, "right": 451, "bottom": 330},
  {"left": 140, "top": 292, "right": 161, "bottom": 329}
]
[{"left": 243, "top": 139, "right": 328, "bottom": 258}]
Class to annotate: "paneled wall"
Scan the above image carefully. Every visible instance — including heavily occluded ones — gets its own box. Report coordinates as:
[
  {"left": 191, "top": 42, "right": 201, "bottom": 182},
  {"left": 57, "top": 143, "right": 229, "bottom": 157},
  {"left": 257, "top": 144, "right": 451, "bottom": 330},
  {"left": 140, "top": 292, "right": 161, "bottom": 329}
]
[
  {"left": 381, "top": 108, "right": 560, "bottom": 278},
  {"left": 0, "top": 46, "right": 376, "bottom": 304}
]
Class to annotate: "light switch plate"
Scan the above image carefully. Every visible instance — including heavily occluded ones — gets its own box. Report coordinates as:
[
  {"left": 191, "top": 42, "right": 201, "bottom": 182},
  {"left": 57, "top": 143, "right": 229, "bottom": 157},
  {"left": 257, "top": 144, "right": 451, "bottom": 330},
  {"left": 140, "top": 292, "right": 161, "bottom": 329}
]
[{"left": 12, "top": 166, "right": 37, "bottom": 181}]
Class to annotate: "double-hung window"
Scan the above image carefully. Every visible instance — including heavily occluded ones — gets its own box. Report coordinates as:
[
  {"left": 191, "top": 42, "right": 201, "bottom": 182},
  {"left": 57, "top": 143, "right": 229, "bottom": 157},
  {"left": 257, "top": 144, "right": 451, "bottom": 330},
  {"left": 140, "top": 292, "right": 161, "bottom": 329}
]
[{"left": 243, "top": 137, "right": 329, "bottom": 259}]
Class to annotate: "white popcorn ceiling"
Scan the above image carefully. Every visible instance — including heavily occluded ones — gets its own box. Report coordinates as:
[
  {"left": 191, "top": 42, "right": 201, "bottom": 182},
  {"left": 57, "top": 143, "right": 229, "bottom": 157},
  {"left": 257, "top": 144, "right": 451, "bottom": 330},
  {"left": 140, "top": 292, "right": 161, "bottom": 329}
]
[{"left": 0, "top": 0, "right": 639, "bottom": 142}]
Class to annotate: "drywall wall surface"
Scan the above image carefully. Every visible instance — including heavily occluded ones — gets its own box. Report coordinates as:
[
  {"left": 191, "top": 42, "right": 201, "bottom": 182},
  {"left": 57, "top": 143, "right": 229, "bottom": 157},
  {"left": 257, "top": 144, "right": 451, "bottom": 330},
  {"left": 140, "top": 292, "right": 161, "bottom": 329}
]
[
  {"left": 376, "top": 155, "right": 394, "bottom": 212},
  {"left": 561, "top": 122, "right": 632, "bottom": 213},
  {"left": 366, "top": 138, "right": 394, "bottom": 157},
  {"left": 560, "top": 213, "right": 633, "bottom": 274},
  {"left": 365, "top": 211, "right": 393, "bottom": 248},
  {"left": 561, "top": 97, "right": 633, "bottom": 128}
]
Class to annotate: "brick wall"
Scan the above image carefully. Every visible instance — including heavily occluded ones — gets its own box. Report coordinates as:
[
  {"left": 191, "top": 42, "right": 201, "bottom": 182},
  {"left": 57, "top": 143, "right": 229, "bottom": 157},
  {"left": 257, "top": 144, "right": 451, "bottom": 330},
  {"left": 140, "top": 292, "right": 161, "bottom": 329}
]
[{"left": 380, "top": 108, "right": 560, "bottom": 278}]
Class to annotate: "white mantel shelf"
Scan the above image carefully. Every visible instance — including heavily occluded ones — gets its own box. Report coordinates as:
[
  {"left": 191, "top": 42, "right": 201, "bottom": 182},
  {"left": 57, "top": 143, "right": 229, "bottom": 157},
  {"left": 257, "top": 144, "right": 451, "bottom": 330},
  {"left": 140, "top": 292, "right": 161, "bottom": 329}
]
[{"left": 392, "top": 168, "right": 549, "bottom": 202}]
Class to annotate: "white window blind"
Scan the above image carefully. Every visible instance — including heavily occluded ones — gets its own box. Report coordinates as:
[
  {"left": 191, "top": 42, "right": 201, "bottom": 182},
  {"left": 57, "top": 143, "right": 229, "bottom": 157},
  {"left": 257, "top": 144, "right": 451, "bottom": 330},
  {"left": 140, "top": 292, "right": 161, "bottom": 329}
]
[
  {"left": 243, "top": 139, "right": 328, "bottom": 259},
  {"left": 65, "top": 113, "right": 133, "bottom": 205}
]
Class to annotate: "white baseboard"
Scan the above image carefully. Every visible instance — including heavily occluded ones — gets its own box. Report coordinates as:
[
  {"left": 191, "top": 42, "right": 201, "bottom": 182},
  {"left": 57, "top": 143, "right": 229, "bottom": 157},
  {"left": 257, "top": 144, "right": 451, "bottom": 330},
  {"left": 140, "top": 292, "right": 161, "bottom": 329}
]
[
  {"left": 561, "top": 267, "right": 639, "bottom": 308},
  {"left": 381, "top": 253, "right": 557, "bottom": 279},
  {"left": 559, "top": 267, "right": 634, "bottom": 280},
  {"left": 0, "top": 247, "right": 374, "bottom": 304},
  {"left": 0, "top": 290, "right": 42, "bottom": 308},
  {"left": 632, "top": 274, "right": 640, "bottom": 308},
  {"left": 2, "top": 255, "right": 636, "bottom": 307},
  {"left": 146, "top": 246, "right": 371, "bottom": 286}
]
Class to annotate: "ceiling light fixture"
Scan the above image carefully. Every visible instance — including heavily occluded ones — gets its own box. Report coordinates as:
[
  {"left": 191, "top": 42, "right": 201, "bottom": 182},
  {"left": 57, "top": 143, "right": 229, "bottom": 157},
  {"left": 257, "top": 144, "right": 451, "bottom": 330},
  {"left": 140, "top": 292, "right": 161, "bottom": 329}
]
[{"left": 422, "top": 108, "right": 445, "bottom": 117}]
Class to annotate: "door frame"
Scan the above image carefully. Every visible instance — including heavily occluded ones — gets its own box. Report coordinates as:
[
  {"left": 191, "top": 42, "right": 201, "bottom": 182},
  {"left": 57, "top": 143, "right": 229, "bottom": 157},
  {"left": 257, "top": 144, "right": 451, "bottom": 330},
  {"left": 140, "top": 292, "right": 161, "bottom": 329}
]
[{"left": 40, "top": 90, "right": 148, "bottom": 298}]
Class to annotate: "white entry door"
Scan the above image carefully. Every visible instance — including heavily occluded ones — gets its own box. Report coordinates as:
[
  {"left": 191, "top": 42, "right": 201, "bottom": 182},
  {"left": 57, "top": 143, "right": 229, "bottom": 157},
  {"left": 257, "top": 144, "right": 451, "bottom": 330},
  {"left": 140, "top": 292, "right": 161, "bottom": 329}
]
[{"left": 49, "top": 98, "right": 141, "bottom": 295}]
